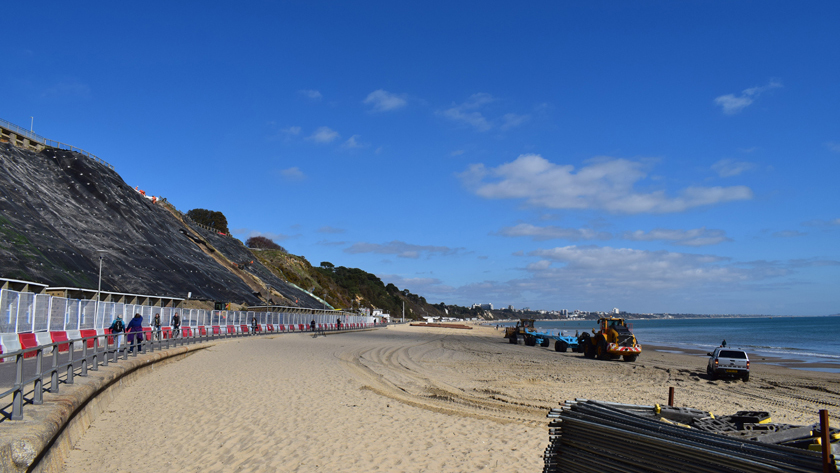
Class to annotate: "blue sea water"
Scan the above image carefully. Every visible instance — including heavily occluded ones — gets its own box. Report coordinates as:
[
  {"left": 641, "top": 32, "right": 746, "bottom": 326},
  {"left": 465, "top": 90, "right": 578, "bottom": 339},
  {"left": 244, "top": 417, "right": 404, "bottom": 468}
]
[{"left": 495, "top": 316, "right": 840, "bottom": 372}]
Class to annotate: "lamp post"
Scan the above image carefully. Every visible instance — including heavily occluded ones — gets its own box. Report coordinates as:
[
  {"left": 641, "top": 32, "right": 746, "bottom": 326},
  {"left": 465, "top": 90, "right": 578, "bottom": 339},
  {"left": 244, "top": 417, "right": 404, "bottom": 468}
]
[{"left": 95, "top": 250, "right": 106, "bottom": 317}]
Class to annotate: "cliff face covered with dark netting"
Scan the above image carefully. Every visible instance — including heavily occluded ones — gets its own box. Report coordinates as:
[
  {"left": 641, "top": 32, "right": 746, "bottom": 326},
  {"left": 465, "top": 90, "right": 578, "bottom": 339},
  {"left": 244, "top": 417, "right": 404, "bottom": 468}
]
[{"left": 0, "top": 143, "right": 321, "bottom": 307}]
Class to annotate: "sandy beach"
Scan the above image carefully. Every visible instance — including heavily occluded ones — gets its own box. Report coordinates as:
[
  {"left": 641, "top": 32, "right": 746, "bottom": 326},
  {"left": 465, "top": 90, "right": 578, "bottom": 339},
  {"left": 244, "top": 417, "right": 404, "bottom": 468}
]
[{"left": 61, "top": 324, "right": 839, "bottom": 473}]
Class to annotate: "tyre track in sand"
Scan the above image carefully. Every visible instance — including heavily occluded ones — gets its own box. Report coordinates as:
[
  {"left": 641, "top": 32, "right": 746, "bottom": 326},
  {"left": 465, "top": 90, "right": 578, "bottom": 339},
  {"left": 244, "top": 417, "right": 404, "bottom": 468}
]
[{"left": 335, "top": 330, "right": 549, "bottom": 427}]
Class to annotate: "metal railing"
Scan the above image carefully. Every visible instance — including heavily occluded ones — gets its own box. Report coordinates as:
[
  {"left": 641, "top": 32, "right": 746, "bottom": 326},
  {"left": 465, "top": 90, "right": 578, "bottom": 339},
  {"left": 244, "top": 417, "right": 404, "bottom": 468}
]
[
  {"left": 0, "top": 322, "right": 371, "bottom": 421},
  {"left": 0, "top": 117, "right": 114, "bottom": 170},
  {"left": 0, "top": 117, "right": 45, "bottom": 143}
]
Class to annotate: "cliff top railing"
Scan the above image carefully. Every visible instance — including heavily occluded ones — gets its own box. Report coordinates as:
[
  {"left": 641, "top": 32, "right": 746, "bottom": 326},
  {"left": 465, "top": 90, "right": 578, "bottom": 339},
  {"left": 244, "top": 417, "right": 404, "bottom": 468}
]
[{"left": 0, "top": 117, "right": 114, "bottom": 170}]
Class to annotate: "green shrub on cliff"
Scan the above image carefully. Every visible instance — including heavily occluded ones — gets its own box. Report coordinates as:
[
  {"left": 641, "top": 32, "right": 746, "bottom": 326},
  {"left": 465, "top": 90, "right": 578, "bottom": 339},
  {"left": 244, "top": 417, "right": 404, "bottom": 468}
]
[{"left": 187, "top": 208, "right": 229, "bottom": 233}]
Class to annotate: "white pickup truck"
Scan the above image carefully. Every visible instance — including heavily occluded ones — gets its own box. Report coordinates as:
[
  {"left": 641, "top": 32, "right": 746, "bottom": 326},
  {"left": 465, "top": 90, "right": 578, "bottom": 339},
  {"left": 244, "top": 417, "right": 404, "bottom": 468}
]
[{"left": 706, "top": 348, "right": 750, "bottom": 381}]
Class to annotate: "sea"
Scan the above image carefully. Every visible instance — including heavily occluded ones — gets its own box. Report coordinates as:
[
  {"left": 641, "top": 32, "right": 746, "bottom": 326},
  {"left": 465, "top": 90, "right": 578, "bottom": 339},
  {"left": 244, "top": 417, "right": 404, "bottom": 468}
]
[{"left": 492, "top": 316, "right": 840, "bottom": 373}]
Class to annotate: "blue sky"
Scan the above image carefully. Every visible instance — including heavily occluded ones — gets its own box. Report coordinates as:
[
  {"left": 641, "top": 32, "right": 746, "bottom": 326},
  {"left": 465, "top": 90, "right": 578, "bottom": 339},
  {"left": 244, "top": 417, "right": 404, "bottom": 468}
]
[{"left": 3, "top": 1, "right": 838, "bottom": 315}]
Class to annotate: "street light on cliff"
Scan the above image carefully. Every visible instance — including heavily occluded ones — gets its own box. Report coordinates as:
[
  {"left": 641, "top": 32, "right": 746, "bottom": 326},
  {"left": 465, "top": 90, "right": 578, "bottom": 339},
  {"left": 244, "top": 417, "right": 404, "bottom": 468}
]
[{"left": 95, "top": 250, "right": 106, "bottom": 315}]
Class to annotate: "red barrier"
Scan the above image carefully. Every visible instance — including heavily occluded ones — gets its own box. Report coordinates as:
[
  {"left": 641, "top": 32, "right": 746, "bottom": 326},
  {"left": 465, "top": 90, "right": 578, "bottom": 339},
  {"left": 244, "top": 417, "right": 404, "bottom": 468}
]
[
  {"left": 212, "top": 326, "right": 220, "bottom": 335},
  {"left": 18, "top": 333, "right": 38, "bottom": 359},
  {"left": 50, "top": 331, "right": 70, "bottom": 353},
  {"left": 162, "top": 327, "right": 172, "bottom": 339},
  {"left": 182, "top": 327, "right": 193, "bottom": 337},
  {"left": 142, "top": 327, "right": 152, "bottom": 341},
  {"left": 267, "top": 324, "right": 274, "bottom": 332},
  {"left": 79, "top": 329, "right": 97, "bottom": 348},
  {"left": 298, "top": 324, "right": 306, "bottom": 332},
  {"left": 278, "top": 324, "right": 285, "bottom": 332},
  {"left": 288, "top": 325, "right": 295, "bottom": 332},
  {"left": 240, "top": 324, "right": 249, "bottom": 334},
  {"left": 199, "top": 326, "right": 207, "bottom": 336},
  {"left": 226, "top": 325, "right": 236, "bottom": 334}
]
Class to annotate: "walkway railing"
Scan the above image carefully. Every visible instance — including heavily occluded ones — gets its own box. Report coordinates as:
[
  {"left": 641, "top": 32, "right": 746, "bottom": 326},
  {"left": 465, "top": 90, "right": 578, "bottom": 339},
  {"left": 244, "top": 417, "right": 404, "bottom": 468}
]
[
  {"left": 0, "top": 117, "right": 114, "bottom": 170},
  {"left": 0, "top": 322, "right": 370, "bottom": 421}
]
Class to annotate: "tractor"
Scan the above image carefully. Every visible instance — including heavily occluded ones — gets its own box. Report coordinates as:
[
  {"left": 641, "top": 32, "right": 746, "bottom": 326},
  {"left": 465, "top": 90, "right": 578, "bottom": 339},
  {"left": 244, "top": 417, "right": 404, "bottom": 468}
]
[
  {"left": 577, "top": 317, "right": 641, "bottom": 362},
  {"left": 504, "top": 319, "right": 550, "bottom": 347}
]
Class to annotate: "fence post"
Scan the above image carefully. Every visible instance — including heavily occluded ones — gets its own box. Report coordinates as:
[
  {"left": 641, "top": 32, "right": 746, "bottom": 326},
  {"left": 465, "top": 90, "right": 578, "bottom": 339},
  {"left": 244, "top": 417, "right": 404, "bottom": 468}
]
[
  {"left": 67, "top": 345, "right": 75, "bottom": 385},
  {"left": 81, "top": 341, "right": 88, "bottom": 377},
  {"left": 34, "top": 348, "right": 43, "bottom": 405},
  {"left": 820, "top": 409, "right": 832, "bottom": 473},
  {"left": 12, "top": 354, "right": 24, "bottom": 420},
  {"left": 51, "top": 345, "right": 60, "bottom": 393}
]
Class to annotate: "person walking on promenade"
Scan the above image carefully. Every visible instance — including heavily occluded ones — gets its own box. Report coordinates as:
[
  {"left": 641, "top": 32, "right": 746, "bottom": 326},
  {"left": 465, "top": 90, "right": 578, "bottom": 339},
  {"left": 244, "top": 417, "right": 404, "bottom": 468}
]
[
  {"left": 172, "top": 312, "right": 181, "bottom": 338},
  {"left": 126, "top": 314, "right": 144, "bottom": 353},
  {"left": 153, "top": 313, "right": 161, "bottom": 340},
  {"left": 310, "top": 319, "right": 316, "bottom": 332},
  {"left": 337, "top": 318, "right": 342, "bottom": 330},
  {"left": 251, "top": 316, "right": 258, "bottom": 334},
  {"left": 109, "top": 315, "right": 125, "bottom": 350}
]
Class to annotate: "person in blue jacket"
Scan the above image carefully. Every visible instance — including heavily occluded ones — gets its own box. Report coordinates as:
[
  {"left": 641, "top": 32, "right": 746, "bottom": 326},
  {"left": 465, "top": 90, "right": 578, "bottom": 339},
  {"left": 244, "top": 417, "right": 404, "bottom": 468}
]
[{"left": 126, "top": 313, "right": 144, "bottom": 353}]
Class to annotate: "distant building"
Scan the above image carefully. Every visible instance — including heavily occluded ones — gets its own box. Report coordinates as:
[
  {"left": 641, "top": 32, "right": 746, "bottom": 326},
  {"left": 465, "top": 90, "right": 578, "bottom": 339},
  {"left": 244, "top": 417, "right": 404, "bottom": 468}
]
[
  {"left": 612, "top": 308, "right": 620, "bottom": 315},
  {"left": 508, "top": 305, "right": 514, "bottom": 311},
  {"left": 479, "top": 303, "right": 493, "bottom": 310}
]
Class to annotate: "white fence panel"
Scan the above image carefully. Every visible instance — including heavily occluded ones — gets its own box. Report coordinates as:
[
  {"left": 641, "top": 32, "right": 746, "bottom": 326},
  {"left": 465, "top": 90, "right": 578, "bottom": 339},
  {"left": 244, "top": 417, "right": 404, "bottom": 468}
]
[
  {"left": 33, "top": 294, "right": 51, "bottom": 332},
  {"left": 0, "top": 290, "right": 19, "bottom": 333},
  {"left": 79, "top": 300, "right": 96, "bottom": 329},
  {"left": 49, "top": 297, "right": 68, "bottom": 331}
]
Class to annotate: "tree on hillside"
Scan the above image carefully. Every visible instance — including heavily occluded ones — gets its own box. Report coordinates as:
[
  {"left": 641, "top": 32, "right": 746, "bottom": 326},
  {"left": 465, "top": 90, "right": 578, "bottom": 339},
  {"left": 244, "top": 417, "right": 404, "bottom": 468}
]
[
  {"left": 186, "top": 208, "right": 229, "bottom": 233},
  {"left": 320, "top": 261, "right": 335, "bottom": 271},
  {"left": 246, "top": 236, "right": 286, "bottom": 252}
]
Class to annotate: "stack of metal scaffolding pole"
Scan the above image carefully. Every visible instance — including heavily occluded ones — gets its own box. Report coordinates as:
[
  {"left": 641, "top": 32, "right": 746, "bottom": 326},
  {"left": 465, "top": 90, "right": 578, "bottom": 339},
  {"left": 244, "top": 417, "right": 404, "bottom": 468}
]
[{"left": 543, "top": 399, "right": 835, "bottom": 473}]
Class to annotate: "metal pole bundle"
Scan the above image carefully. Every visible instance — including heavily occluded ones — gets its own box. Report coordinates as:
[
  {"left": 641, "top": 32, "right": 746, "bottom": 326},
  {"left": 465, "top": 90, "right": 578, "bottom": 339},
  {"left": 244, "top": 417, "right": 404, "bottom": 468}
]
[{"left": 544, "top": 399, "right": 835, "bottom": 473}]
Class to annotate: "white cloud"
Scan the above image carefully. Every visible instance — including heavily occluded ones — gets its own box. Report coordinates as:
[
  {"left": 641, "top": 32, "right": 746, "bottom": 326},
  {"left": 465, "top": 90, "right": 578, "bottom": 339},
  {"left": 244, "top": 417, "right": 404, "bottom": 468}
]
[
  {"left": 825, "top": 142, "right": 840, "bottom": 153},
  {"left": 526, "top": 260, "right": 552, "bottom": 271},
  {"left": 714, "top": 80, "right": 781, "bottom": 115},
  {"left": 450, "top": 149, "right": 465, "bottom": 156},
  {"left": 232, "top": 229, "right": 295, "bottom": 241},
  {"left": 342, "top": 135, "right": 365, "bottom": 149},
  {"left": 317, "top": 226, "right": 346, "bottom": 234},
  {"left": 279, "top": 167, "right": 305, "bottom": 180},
  {"left": 500, "top": 113, "right": 530, "bottom": 130},
  {"left": 377, "top": 274, "right": 449, "bottom": 295},
  {"left": 440, "top": 93, "right": 495, "bottom": 131},
  {"left": 495, "top": 223, "right": 611, "bottom": 241},
  {"left": 41, "top": 81, "right": 91, "bottom": 99},
  {"left": 299, "top": 89, "right": 322, "bottom": 100},
  {"left": 316, "top": 240, "right": 346, "bottom": 246},
  {"left": 307, "top": 126, "right": 339, "bottom": 143},
  {"left": 712, "top": 159, "right": 756, "bottom": 177},
  {"left": 459, "top": 154, "right": 753, "bottom": 214},
  {"left": 621, "top": 227, "right": 731, "bottom": 246},
  {"left": 344, "top": 240, "right": 462, "bottom": 259},
  {"left": 363, "top": 89, "right": 407, "bottom": 112},
  {"left": 802, "top": 218, "right": 840, "bottom": 227},
  {"left": 527, "top": 245, "right": 738, "bottom": 291},
  {"left": 281, "top": 126, "right": 301, "bottom": 135},
  {"left": 772, "top": 230, "right": 807, "bottom": 238}
]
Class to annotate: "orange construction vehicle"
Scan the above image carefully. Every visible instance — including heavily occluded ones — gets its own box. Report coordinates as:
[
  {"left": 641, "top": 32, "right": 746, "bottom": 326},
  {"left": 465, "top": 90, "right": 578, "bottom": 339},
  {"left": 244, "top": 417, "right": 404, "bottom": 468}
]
[{"left": 577, "top": 317, "right": 641, "bottom": 362}]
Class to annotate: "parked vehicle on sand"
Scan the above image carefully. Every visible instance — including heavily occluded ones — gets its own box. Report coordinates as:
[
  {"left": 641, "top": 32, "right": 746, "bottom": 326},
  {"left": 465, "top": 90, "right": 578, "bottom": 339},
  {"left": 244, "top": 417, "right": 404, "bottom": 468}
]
[{"left": 707, "top": 347, "right": 750, "bottom": 381}]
